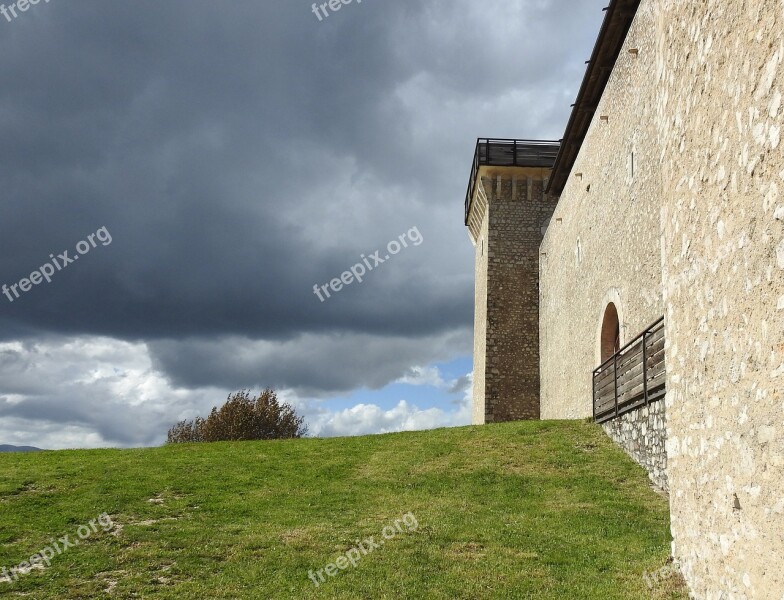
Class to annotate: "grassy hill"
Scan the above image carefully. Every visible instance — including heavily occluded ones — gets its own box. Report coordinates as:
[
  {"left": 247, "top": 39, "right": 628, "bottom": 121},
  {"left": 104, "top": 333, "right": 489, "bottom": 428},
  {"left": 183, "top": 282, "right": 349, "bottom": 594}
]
[{"left": 0, "top": 421, "right": 687, "bottom": 599}]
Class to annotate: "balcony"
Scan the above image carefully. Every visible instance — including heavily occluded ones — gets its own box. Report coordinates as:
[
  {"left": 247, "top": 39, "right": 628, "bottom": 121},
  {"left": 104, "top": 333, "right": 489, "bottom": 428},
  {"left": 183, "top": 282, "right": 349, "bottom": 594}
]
[
  {"left": 464, "top": 138, "right": 560, "bottom": 225},
  {"left": 592, "top": 317, "right": 666, "bottom": 424}
]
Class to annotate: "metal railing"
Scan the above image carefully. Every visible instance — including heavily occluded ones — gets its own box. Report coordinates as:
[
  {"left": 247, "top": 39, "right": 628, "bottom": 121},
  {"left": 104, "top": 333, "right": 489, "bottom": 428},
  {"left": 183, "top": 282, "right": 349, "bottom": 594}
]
[
  {"left": 464, "top": 138, "right": 560, "bottom": 224},
  {"left": 592, "top": 317, "right": 666, "bottom": 424}
]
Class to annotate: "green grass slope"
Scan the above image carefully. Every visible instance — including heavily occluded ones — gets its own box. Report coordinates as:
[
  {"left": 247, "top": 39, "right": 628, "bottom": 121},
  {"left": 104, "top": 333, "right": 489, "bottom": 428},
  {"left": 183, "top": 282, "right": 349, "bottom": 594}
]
[{"left": 0, "top": 421, "right": 687, "bottom": 599}]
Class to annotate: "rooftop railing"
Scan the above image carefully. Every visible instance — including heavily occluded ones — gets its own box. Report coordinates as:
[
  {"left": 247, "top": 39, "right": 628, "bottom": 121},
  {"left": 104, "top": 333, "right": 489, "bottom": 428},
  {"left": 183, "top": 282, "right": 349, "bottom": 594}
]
[{"left": 464, "top": 138, "right": 560, "bottom": 224}]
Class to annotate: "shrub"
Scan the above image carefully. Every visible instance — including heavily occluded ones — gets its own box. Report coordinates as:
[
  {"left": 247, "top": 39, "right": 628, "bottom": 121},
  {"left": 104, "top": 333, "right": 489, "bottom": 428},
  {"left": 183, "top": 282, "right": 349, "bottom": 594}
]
[{"left": 167, "top": 389, "right": 307, "bottom": 443}]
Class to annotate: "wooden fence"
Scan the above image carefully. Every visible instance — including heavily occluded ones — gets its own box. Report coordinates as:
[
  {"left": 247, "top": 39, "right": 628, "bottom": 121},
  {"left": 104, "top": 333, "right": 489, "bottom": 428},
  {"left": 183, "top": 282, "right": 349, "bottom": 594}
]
[{"left": 592, "top": 317, "right": 666, "bottom": 424}]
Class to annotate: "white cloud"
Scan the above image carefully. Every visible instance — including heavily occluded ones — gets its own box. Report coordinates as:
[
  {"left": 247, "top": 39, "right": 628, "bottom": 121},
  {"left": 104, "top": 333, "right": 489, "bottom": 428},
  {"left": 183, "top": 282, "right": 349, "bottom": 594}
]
[
  {"left": 0, "top": 336, "right": 472, "bottom": 449},
  {"left": 298, "top": 370, "right": 473, "bottom": 438},
  {"left": 0, "top": 337, "right": 227, "bottom": 449},
  {"left": 303, "top": 398, "right": 470, "bottom": 438},
  {"left": 395, "top": 365, "right": 449, "bottom": 388}
]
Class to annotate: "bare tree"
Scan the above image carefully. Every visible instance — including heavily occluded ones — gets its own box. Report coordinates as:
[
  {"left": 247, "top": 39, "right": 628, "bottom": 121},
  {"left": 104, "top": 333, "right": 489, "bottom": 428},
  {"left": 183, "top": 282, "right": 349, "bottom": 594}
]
[{"left": 166, "top": 389, "right": 307, "bottom": 443}]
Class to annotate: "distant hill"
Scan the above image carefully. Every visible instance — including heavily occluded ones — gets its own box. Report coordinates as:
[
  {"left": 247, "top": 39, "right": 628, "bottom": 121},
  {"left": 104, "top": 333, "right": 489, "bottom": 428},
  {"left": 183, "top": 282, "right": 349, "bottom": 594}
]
[{"left": 0, "top": 444, "right": 42, "bottom": 453}]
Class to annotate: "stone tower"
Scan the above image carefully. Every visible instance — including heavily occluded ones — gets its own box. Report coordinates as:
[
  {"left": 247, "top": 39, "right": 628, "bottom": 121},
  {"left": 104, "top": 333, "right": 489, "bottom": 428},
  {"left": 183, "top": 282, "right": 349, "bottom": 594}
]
[{"left": 464, "top": 139, "right": 559, "bottom": 424}]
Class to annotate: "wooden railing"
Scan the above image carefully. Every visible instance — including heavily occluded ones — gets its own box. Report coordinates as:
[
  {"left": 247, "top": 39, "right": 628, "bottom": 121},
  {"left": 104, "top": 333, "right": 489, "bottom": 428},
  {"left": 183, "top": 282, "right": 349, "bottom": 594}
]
[{"left": 592, "top": 317, "right": 666, "bottom": 424}]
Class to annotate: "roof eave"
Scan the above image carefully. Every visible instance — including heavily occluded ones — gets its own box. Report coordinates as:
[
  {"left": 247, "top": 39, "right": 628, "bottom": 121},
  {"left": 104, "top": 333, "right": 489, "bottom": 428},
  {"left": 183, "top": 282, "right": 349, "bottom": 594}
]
[{"left": 546, "top": 0, "right": 643, "bottom": 196}]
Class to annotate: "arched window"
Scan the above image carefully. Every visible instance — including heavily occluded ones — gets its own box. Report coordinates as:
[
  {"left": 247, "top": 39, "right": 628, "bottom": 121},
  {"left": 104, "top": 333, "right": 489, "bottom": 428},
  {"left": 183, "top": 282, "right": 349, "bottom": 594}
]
[{"left": 600, "top": 303, "right": 621, "bottom": 363}]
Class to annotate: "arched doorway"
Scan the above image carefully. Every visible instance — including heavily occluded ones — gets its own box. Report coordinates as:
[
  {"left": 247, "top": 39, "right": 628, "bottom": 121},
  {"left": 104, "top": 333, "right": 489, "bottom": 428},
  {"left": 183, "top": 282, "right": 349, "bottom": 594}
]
[{"left": 600, "top": 303, "right": 621, "bottom": 363}]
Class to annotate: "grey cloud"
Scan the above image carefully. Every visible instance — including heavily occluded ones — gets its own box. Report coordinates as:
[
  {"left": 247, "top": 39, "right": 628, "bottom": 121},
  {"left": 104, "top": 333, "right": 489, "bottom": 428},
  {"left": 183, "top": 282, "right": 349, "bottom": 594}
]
[
  {"left": 0, "top": 0, "right": 607, "bottom": 430},
  {"left": 148, "top": 328, "right": 472, "bottom": 396}
]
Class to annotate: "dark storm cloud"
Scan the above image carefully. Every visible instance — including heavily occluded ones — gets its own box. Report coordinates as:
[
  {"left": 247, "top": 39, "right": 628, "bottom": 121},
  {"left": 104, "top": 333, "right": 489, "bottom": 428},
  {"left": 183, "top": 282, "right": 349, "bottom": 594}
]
[
  {"left": 0, "top": 0, "right": 608, "bottom": 396},
  {"left": 448, "top": 374, "right": 471, "bottom": 395},
  {"left": 147, "top": 328, "right": 472, "bottom": 396}
]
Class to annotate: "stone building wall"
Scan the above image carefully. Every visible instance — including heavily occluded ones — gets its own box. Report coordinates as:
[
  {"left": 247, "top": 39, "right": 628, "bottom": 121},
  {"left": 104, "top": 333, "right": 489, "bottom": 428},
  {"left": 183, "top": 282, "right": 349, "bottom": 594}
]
[
  {"left": 539, "top": 2, "right": 664, "bottom": 419},
  {"left": 602, "top": 400, "right": 668, "bottom": 491},
  {"left": 470, "top": 166, "right": 557, "bottom": 423},
  {"left": 468, "top": 0, "right": 783, "bottom": 592},
  {"left": 471, "top": 187, "right": 489, "bottom": 425},
  {"left": 655, "top": 0, "right": 784, "bottom": 597}
]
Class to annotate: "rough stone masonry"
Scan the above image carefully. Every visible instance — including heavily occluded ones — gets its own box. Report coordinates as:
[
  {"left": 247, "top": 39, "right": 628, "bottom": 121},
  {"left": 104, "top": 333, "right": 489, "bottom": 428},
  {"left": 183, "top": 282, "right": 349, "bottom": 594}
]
[{"left": 468, "top": 165, "right": 558, "bottom": 425}]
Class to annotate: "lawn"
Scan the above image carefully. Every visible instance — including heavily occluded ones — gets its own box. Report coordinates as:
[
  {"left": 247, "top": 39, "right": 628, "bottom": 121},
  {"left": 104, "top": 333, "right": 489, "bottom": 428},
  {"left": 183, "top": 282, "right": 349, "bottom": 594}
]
[{"left": 0, "top": 421, "right": 687, "bottom": 599}]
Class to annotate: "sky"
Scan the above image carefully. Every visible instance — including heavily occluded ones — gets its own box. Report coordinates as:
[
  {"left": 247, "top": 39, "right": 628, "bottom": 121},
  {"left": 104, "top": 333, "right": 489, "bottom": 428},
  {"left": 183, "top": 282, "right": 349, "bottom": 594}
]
[{"left": 0, "top": 0, "right": 608, "bottom": 449}]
